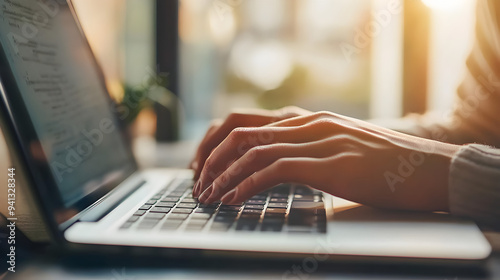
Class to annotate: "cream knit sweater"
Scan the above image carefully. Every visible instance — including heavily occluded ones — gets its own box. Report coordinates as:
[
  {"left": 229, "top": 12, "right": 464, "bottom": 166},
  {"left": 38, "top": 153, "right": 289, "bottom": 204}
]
[{"left": 395, "top": 1, "right": 500, "bottom": 226}]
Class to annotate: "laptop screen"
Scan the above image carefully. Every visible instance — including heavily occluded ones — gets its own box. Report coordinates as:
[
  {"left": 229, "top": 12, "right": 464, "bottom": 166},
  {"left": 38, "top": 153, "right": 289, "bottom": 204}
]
[{"left": 0, "top": 0, "right": 136, "bottom": 214}]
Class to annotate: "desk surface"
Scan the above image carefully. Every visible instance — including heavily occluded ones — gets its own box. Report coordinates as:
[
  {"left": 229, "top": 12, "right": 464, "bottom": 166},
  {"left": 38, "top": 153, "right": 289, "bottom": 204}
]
[
  {"left": 3, "top": 247, "right": 500, "bottom": 280},
  {"left": 2, "top": 140, "right": 500, "bottom": 280}
]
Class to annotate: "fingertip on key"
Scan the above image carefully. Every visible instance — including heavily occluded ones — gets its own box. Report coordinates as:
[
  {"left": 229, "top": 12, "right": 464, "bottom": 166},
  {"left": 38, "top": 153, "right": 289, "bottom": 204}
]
[
  {"left": 220, "top": 189, "right": 237, "bottom": 204},
  {"left": 198, "top": 184, "right": 213, "bottom": 203}
]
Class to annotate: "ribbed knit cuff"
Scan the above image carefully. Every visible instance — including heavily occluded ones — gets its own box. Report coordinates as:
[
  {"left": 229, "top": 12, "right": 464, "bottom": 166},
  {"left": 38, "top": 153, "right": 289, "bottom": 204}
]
[{"left": 449, "top": 144, "right": 500, "bottom": 226}]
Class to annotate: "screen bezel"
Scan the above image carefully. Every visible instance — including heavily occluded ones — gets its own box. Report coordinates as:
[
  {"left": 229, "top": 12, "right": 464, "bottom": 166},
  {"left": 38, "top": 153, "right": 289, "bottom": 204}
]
[{"left": 0, "top": 0, "right": 138, "bottom": 234}]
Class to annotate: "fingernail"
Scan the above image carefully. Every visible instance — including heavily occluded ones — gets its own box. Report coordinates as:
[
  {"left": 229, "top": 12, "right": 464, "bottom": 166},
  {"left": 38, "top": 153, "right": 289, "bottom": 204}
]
[
  {"left": 221, "top": 189, "right": 237, "bottom": 204},
  {"left": 199, "top": 184, "right": 213, "bottom": 203},
  {"left": 193, "top": 180, "right": 201, "bottom": 197}
]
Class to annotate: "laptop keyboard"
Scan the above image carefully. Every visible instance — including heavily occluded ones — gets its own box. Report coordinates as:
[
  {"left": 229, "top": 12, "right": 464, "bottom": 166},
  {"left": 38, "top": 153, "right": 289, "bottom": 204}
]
[{"left": 119, "top": 179, "right": 327, "bottom": 234}]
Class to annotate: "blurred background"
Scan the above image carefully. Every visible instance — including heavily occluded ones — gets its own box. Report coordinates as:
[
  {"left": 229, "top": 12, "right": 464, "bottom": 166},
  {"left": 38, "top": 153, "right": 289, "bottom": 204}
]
[{"left": 70, "top": 0, "right": 477, "bottom": 141}]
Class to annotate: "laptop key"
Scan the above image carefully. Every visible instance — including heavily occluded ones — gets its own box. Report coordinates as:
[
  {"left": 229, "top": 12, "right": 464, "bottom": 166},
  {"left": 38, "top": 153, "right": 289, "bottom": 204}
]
[
  {"left": 210, "top": 221, "right": 233, "bottom": 231},
  {"left": 265, "top": 208, "right": 287, "bottom": 215},
  {"left": 133, "top": 210, "right": 147, "bottom": 216},
  {"left": 137, "top": 220, "right": 159, "bottom": 229},
  {"left": 219, "top": 205, "right": 242, "bottom": 212},
  {"left": 217, "top": 210, "right": 239, "bottom": 217},
  {"left": 150, "top": 207, "right": 172, "bottom": 213},
  {"left": 151, "top": 195, "right": 162, "bottom": 200},
  {"left": 270, "top": 198, "right": 288, "bottom": 203},
  {"left": 239, "top": 213, "right": 261, "bottom": 220},
  {"left": 191, "top": 213, "right": 212, "bottom": 219},
  {"left": 195, "top": 208, "right": 215, "bottom": 214},
  {"left": 120, "top": 222, "right": 134, "bottom": 229},
  {"left": 293, "top": 194, "right": 317, "bottom": 202},
  {"left": 290, "top": 201, "right": 325, "bottom": 215},
  {"left": 244, "top": 204, "right": 265, "bottom": 210},
  {"left": 161, "top": 197, "right": 180, "bottom": 202},
  {"left": 241, "top": 209, "right": 262, "bottom": 215},
  {"left": 214, "top": 215, "right": 236, "bottom": 222},
  {"left": 288, "top": 215, "right": 323, "bottom": 227},
  {"left": 181, "top": 198, "right": 197, "bottom": 203},
  {"left": 168, "top": 213, "right": 190, "bottom": 220},
  {"left": 268, "top": 202, "right": 288, "bottom": 208},
  {"left": 261, "top": 223, "right": 283, "bottom": 232},
  {"left": 169, "top": 191, "right": 185, "bottom": 196},
  {"left": 161, "top": 220, "right": 183, "bottom": 230},
  {"left": 236, "top": 220, "right": 258, "bottom": 231},
  {"left": 185, "top": 224, "right": 205, "bottom": 231},
  {"left": 144, "top": 213, "right": 166, "bottom": 220},
  {"left": 177, "top": 203, "right": 198, "bottom": 209},
  {"left": 139, "top": 204, "right": 152, "bottom": 210},
  {"left": 246, "top": 199, "right": 266, "bottom": 205},
  {"left": 127, "top": 216, "right": 140, "bottom": 223},
  {"left": 144, "top": 199, "right": 157, "bottom": 205},
  {"left": 199, "top": 203, "right": 219, "bottom": 209},
  {"left": 157, "top": 202, "right": 176, "bottom": 208},
  {"left": 187, "top": 219, "right": 208, "bottom": 226},
  {"left": 263, "top": 216, "right": 285, "bottom": 225},
  {"left": 172, "top": 208, "right": 193, "bottom": 214}
]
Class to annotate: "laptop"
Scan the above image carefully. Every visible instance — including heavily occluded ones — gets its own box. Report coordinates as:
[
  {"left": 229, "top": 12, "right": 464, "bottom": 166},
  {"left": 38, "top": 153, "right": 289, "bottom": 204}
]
[{"left": 0, "top": 0, "right": 491, "bottom": 263}]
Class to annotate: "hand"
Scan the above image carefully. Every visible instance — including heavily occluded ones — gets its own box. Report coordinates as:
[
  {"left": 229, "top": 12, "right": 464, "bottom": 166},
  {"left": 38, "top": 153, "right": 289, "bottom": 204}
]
[
  {"left": 190, "top": 106, "right": 312, "bottom": 182},
  {"left": 192, "top": 110, "right": 460, "bottom": 212}
]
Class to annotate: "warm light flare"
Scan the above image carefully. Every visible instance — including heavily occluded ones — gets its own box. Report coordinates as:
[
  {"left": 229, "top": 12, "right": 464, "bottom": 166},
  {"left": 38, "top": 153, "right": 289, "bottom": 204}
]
[{"left": 421, "top": 0, "right": 468, "bottom": 10}]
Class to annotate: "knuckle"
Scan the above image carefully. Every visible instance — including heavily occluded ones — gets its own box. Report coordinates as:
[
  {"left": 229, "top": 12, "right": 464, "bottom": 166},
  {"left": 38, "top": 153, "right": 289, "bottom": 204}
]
[
  {"left": 227, "top": 112, "right": 243, "bottom": 123},
  {"left": 209, "top": 118, "right": 223, "bottom": 128},
  {"left": 203, "top": 157, "right": 215, "bottom": 172},
  {"left": 229, "top": 127, "right": 246, "bottom": 140},
  {"left": 247, "top": 145, "right": 266, "bottom": 159},
  {"left": 313, "top": 110, "right": 332, "bottom": 119},
  {"left": 309, "top": 118, "right": 335, "bottom": 129},
  {"left": 279, "top": 106, "right": 301, "bottom": 116},
  {"left": 274, "top": 158, "right": 293, "bottom": 170}
]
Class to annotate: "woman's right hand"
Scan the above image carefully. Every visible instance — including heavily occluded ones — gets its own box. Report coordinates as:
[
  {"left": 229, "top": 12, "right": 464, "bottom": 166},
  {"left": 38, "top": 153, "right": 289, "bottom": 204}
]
[{"left": 191, "top": 106, "right": 311, "bottom": 196}]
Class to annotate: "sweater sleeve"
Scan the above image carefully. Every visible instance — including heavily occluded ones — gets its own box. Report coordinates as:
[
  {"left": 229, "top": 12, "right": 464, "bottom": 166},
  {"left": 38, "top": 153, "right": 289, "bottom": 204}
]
[{"left": 449, "top": 144, "right": 500, "bottom": 226}]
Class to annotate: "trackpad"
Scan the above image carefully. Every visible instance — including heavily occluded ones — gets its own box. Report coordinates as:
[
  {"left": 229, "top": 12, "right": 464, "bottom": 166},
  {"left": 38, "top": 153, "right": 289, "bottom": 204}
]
[{"left": 327, "top": 203, "right": 491, "bottom": 259}]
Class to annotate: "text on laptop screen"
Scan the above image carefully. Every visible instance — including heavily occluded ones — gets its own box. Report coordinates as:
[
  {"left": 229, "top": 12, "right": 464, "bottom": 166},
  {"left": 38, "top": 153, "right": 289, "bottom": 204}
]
[{"left": 0, "top": 0, "right": 135, "bottom": 207}]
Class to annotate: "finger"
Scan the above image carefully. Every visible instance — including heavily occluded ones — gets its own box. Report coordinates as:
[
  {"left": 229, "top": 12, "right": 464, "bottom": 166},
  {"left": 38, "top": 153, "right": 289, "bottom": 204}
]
[
  {"left": 214, "top": 157, "right": 321, "bottom": 205},
  {"left": 193, "top": 113, "right": 275, "bottom": 181},
  {"left": 203, "top": 137, "right": 352, "bottom": 203},
  {"left": 268, "top": 111, "right": 411, "bottom": 142},
  {"left": 196, "top": 126, "right": 296, "bottom": 197},
  {"left": 192, "top": 119, "right": 223, "bottom": 177},
  {"left": 193, "top": 108, "right": 308, "bottom": 180},
  {"left": 196, "top": 121, "right": 339, "bottom": 197}
]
